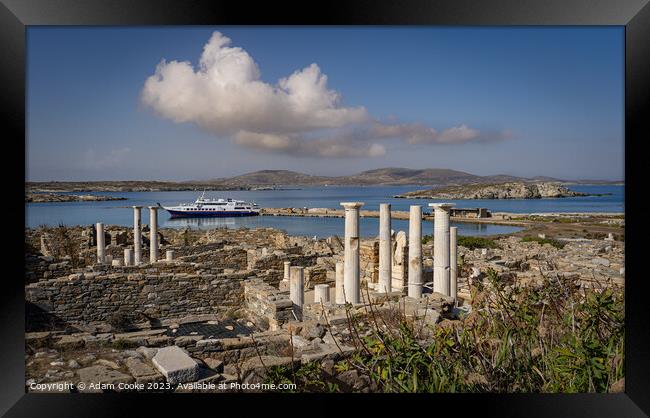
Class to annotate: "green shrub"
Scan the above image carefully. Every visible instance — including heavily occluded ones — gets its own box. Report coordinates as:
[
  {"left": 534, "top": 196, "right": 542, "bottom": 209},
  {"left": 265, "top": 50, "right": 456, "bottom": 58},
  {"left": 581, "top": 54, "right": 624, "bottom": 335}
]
[
  {"left": 264, "top": 268, "right": 624, "bottom": 393},
  {"left": 422, "top": 235, "right": 500, "bottom": 250},
  {"left": 112, "top": 338, "right": 139, "bottom": 349},
  {"left": 521, "top": 236, "right": 565, "bottom": 249},
  {"left": 107, "top": 310, "right": 133, "bottom": 332},
  {"left": 457, "top": 236, "right": 500, "bottom": 250}
]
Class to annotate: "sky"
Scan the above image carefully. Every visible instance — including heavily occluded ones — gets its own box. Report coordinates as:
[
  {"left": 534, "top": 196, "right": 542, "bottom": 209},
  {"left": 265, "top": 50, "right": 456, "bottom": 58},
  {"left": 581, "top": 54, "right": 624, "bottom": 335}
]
[{"left": 26, "top": 27, "right": 624, "bottom": 181}]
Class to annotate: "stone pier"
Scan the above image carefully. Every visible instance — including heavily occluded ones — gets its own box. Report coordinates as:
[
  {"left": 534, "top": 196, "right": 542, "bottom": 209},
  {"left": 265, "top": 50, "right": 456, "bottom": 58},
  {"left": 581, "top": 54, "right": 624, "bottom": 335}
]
[
  {"left": 378, "top": 203, "right": 392, "bottom": 293},
  {"left": 124, "top": 248, "right": 134, "bottom": 266},
  {"left": 314, "top": 284, "right": 330, "bottom": 304},
  {"left": 429, "top": 203, "right": 455, "bottom": 296},
  {"left": 450, "top": 226, "right": 458, "bottom": 304},
  {"left": 96, "top": 222, "right": 105, "bottom": 264},
  {"left": 133, "top": 206, "right": 142, "bottom": 265},
  {"left": 289, "top": 266, "right": 305, "bottom": 318},
  {"left": 340, "top": 202, "right": 363, "bottom": 304},
  {"left": 335, "top": 261, "right": 345, "bottom": 304},
  {"left": 408, "top": 205, "right": 423, "bottom": 298},
  {"left": 148, "top": 206, "right": 159, "bottom": 263}
]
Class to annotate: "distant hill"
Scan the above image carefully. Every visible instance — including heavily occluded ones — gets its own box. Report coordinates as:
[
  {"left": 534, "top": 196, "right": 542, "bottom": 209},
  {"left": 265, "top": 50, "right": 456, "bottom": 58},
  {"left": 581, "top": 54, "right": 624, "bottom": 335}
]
[
  {"left": 339, "top": 168, "right": 480, "bottom": 185},
  {"left": 213, "top": 170, "right": 331, "bottom": 187},
  {"left": 208, "top": 168, "right": 566, "bottom": 187},
  {"left": 26, "top": 168, "right": 622, "bottom": 192}
]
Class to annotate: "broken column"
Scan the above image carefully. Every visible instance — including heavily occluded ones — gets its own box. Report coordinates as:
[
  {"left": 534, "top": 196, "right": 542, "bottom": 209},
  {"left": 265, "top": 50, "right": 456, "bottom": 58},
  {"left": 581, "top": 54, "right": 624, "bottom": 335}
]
[
  {"left": 392, "top": 230, "right": 408, "bottom": 292},
  {"left": 166, "top": 250, "right": 175, "bottom": 262},
  {"left": 40, "top": 234, "right": 52, "bottom": 257},
  {"left": 340, "top": 202, "right": 363, "bottom": 304},
  {"left": 289, "top": 266, "right": 304, "bottom": 313},
  {"left": 314, "top": 284, "right": 330, "bottom": 304},
  {"left": 429, "top": 203, "right": 455, "bottom": 296},
  {"left": 124, "top": 248, "right": 134, "bottom": 266},
  {"left": 96, "top": 222, "right": 105, "bottom": 264},
  {"left": 148, "top": 206, "right": 158, "bottom": 263},
  {"left": 408, "top": 205, "right": 423, "bottom": 298},
  {"left": 133, "top": 206, "right": 142, "bottom": 265},
  {"left": 378, "top": 203, "right": 392, "bottom": 293},
  {"left": 279, "top": 261, "right": 291, "bottom": 291},
  {"left": 335, "top": 261, "right": 345, "bottom": 304},
  {"left": 284, "top": 261, "right": 291, "bottom": 280},
  {"left": 450, "top": 226, "right": 458, "bottom": 304}
]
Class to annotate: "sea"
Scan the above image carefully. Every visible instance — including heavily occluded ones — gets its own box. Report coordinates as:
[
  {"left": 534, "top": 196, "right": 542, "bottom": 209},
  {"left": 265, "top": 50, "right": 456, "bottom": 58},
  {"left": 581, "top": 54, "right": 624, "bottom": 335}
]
[{"left": 25, "top": 185, "right": 623, "bottom": 238}]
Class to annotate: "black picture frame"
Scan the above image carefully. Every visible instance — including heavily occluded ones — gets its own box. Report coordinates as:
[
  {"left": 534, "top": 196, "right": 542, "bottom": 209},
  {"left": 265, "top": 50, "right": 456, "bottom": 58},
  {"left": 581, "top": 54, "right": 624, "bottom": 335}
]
[{"left": 2, "top": 0, "right": 648, "bottom": 415}]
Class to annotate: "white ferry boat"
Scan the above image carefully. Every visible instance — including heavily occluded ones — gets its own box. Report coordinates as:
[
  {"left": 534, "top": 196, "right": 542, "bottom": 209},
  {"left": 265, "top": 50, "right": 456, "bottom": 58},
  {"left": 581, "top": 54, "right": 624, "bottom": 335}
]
[{"left": 160, "top": 192, "right": 260, "bottom": 218}]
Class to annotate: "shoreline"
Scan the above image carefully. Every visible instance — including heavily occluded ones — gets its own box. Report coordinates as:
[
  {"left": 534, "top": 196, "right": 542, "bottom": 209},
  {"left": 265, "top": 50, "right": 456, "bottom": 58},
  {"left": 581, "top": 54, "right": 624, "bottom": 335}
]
[{"left": 25, "top": 192, "right": 127, "bottom": 203}]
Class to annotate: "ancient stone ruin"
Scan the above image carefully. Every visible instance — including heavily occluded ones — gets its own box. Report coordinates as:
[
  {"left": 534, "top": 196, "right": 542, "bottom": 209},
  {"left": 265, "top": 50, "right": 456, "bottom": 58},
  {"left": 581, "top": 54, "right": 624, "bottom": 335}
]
[{"left": 25, "top": 202, "right": 624, "bottom": 392}]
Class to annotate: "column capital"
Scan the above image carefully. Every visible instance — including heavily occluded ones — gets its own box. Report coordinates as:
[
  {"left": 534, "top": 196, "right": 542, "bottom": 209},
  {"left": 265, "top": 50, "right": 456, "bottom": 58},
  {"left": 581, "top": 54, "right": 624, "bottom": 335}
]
[
  {"left": 340, "top": 202, "right": 364, "bottom": 209},
  {"left": 148, "top": 206, "right": 159, "bottom": 210},
  {"left": 132, "top": 205, "right": 143, "bottom": 209},
  {"left": 428, "top": 203, "right": 455, "bottom": 211}
]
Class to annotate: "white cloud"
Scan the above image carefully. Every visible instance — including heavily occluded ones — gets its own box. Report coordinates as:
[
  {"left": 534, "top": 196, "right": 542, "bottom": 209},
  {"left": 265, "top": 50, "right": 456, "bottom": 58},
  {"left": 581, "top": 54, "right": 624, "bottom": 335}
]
[
  {"left": 234, "top": 131, "right": 385, "bottom": 158},
  {"left": 141, "top": 32, "right": 368, "bottom": 136},
  {"left": 141, "top": 31, "right": 509, "bottom": 158}
]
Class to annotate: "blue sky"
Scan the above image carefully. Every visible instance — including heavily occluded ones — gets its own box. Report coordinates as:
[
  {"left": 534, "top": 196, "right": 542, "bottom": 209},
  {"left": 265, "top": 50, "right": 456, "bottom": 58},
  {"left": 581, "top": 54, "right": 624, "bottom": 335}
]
[{"left": 27, "top": 27, "right": 624, "bottom": 181}]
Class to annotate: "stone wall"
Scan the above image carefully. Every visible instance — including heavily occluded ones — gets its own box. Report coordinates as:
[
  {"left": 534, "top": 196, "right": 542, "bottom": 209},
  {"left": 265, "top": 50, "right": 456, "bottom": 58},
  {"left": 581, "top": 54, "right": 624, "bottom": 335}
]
[
  {"left": 26, "top": 270, "right": 251, "bottom": 327},
  {"left": 176, "top": 246, "right": 247, "bottom": 268},
  {"left": 243, "top": 279, "right": 295, "bottom": 331},
  {"left": 360, "top": 240, "right": 379, "bottom": 285}
]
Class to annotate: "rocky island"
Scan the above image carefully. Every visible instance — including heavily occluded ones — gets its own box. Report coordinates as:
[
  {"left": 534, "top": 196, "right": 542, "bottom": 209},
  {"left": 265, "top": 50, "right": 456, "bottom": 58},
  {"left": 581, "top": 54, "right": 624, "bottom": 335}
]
[
  {"left": 26, "top": 193, "right": 127, "bottom": 203},
  {"left": 395, "top": 182, "right": 590, "bottom": 200}
]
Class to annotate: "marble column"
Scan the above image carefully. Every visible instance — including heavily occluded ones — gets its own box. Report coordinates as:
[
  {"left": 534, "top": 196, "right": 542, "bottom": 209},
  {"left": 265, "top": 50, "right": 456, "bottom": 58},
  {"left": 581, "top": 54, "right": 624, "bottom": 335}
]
[
  {"left": 278, "top": 261, "right": 291, "bottom": 291},
  {"left": 289, "top": 266, "right": 304, "bottom": 309},
  {"left": 314, "top": 284, "right": 330, "bottom": 304},
  {"left": 408, "top": 205, "right": 423, "bottom": 298},
  {"left": 124, "top": 248, "right": 134, "bottom": 266},
  {"left": 378, "top": 203, "right": 392, "bottom": 293},
  {"left": 96, "top": 222, "right": 105, "bottom": 264},
  {"left": 450, "top": 226, "right": 458, "bottom": 304},
  {"left": 340, "top": 202, "right": 363, "bottom": 304},
  {"left": 335, "top": 261, "right": 345, "bottom": 304},
  {"left": 148, "top": 206, "right": 158, "bottom": 263},
  {"left": 429, "top": 203, "right": 455, "bottom": 296},
  {"left": 166, "top": 250, "right": 175, "bottom": 262},
  {"left": 133, "top": 206, "right": 142, "bottom": 265},
  {"left": 283, "top": 261, "right": 291, "bottom": 282}
]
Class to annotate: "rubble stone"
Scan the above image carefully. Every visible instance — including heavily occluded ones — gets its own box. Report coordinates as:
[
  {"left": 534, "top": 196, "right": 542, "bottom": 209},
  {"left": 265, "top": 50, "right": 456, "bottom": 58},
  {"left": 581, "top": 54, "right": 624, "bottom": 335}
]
[{"left": 152, "top": 346, "right": 200, "bottom": 384}]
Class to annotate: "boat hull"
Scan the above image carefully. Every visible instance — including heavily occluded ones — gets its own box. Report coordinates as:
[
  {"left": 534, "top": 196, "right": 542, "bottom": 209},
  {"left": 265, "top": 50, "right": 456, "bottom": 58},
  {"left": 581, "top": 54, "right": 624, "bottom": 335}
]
[{"left": 165, "top": 209, "right": 260, "bottom": 218}]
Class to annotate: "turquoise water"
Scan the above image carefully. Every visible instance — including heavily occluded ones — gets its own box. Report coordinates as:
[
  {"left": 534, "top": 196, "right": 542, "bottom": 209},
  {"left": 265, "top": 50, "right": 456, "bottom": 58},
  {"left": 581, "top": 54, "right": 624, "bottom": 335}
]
[{"left": 25, "top": 185, "right": 622, "bottom": 238}]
